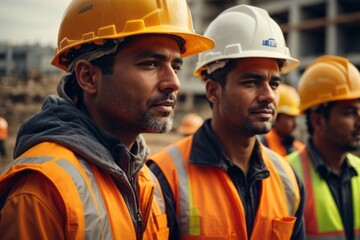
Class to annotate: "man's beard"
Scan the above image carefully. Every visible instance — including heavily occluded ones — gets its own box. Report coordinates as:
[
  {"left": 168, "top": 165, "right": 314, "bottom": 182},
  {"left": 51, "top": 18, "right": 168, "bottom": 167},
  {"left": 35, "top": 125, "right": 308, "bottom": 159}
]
[
  {"left": 244, "top": 118, "right": 274, "bottom": 136},
  {"left": 243, "top": 104, "right": 276, "bottom": 136},
  {"left": 140, "top": 110, "right": 174, "bottom": 133},
  {"left": 141, "top": 92, "right": 176, "bottom": 133},
  {"left": 342, "top": 140, "right": 360, "bottom": 152}
]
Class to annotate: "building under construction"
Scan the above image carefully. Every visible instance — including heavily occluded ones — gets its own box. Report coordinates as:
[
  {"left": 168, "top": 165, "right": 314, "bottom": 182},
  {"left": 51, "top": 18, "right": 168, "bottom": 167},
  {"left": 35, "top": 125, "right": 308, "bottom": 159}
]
[{"left": 178, "top": 0, "right": 360, "bottom": 111}]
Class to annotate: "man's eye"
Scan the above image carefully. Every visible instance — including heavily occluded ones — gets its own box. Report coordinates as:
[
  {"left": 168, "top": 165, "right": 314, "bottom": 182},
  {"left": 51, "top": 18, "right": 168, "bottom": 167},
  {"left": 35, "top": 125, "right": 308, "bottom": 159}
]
[
  {"left": 242, "top": 80, "right": 257, "bottom": 86},
  {"left": 344, "top": 109, "right": 358, "bottom": 116},
  {"left": 270, "top": 81, "right": 281, "bottom": 90},
  {"left": 139, "top": 61, "right": 158, "bottom": 68},
  {"left": 173, "top": 65, "right": 182, "bottom": 74}
]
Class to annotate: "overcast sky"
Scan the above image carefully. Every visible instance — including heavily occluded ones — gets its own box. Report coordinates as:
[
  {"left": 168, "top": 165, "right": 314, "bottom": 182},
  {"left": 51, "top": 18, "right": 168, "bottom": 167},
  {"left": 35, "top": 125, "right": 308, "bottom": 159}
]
[{"left": 0, "top": 0, "right": 71, "bottom": 47}]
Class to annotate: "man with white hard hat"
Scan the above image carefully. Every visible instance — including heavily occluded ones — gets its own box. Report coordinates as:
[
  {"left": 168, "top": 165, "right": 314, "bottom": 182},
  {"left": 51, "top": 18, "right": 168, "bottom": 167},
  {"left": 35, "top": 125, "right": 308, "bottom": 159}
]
[{"left": 148, "top": 4, "right": 305, "bottom": 239}]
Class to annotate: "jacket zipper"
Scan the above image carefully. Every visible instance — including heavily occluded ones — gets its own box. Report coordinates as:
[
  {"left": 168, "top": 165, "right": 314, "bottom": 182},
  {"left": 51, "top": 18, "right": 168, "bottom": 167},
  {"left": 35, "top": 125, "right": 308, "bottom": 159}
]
[
  {"left": 142, "top": 185, "right": 155, "bottom": 231},
  {"left": 136, "top": 207, "right": 143, "bottom": 238},
  {"left": 128, "top": 167, "right": 143, "bottom": 240}
]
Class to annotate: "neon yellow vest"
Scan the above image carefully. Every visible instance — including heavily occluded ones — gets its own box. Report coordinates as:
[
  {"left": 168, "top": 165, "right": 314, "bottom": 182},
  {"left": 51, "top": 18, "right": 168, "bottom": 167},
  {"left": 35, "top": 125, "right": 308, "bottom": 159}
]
[{"left": 289, "top": 149, "right": 360, "bottom": 240}]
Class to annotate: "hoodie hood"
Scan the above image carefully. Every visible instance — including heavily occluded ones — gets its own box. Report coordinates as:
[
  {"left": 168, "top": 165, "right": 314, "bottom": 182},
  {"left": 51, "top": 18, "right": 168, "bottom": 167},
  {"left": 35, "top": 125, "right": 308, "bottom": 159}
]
[{"left": 14, "top": 74, "right": 150, "bottom": 178}]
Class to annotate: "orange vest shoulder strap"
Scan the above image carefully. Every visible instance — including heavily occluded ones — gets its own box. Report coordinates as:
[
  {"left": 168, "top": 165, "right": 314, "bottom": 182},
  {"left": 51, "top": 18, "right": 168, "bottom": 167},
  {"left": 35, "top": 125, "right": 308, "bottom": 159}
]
[
  {"left": 0, "top": 142, "right": 110, "bottom": 239},
  {"left": 264, "top": 130, "right": 287, "bottom": 156}
]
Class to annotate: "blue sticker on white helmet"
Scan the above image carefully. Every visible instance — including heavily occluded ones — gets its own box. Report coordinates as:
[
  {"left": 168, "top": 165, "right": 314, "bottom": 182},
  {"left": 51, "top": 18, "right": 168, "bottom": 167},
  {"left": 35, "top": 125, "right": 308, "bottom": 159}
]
[{"left": 262, "top": 38, "right": 277, "bottom": 47}]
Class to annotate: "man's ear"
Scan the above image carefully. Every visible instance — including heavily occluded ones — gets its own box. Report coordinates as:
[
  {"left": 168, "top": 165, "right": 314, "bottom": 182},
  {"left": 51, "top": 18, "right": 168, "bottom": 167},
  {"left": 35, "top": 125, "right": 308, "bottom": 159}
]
[
  {"left": 310, "top": 112, "right": 325, "bottom": 130},
  {"left": 74, "top": 60, "right": 101, "bottom": 94},
  {"left": 205, "top": 79, "right": 220, "bottom": 104}
]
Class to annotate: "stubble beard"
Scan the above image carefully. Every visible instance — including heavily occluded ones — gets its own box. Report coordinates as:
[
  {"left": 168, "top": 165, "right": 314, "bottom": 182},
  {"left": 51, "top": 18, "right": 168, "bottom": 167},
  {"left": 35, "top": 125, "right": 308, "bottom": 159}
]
[
  {"left": 341, "top": 140, "right": 360, "bottom": 152},
  {"left": 245, "top": 117, "right": 274, "bottom": 136},
  {"left": 141, "top": 110, "right": 174, "bottom": 133},
  {"left": 220, "top": 89, "right": 274, "bottom": 137}
]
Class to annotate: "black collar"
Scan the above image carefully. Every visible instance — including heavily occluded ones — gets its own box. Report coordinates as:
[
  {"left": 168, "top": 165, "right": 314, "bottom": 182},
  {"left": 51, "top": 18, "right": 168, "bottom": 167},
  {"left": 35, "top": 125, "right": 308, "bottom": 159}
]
[
  {"left": 189, "top": 119, "right": 267, "bottom": 173},
  {"left": 307, "top": 139, "right": 357, "bottom": 180}
]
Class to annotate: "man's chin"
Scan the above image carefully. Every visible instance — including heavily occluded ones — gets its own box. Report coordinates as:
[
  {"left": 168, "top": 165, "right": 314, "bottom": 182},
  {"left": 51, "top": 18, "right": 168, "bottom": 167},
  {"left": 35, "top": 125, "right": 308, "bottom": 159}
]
[
  {"left": 145, "top": 119, "right": 173, "bottom": 133},
  {"left": 251, "top": 122, "right": 273, "bottom": 135},
  {"left": 347, "top": 142, "right": 360, "bottom": 152}
]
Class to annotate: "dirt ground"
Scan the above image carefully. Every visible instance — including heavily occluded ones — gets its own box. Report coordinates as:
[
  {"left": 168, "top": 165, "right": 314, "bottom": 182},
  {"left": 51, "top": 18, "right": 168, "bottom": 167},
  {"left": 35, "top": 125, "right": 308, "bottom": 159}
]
[{"left": 143, "top": 132, "right": 185, "bottom": 154}]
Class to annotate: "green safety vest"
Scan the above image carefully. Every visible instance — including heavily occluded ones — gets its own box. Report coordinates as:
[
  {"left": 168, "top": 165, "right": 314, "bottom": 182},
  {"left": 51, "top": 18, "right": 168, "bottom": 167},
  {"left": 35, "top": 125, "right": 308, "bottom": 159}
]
[{"left": 288, "top": 148, "right": 360, "bottom": 240}]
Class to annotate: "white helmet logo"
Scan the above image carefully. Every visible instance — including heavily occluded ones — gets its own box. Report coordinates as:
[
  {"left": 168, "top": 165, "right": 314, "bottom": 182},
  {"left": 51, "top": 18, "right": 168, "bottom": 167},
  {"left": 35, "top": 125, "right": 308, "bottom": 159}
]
[{"left": 262, "top": 38, "right": 277, "bottom": 48}]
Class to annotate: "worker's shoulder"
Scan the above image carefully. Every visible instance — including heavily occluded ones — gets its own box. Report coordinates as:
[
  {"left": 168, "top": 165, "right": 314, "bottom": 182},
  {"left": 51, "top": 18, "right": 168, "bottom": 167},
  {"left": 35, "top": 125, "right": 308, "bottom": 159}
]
[{"left": 347, "top": 152, "right": 360, "bottom": 166}]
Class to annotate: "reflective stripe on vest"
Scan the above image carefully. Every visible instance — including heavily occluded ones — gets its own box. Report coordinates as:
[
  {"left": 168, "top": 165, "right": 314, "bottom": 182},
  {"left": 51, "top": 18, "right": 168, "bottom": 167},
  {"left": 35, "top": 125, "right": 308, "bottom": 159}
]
[
  {"left": 165, "top": 144, "right": 299, "bottom": 236},
  {"left": 264, "top": 148, "right": 299, "bottom": 216},
  {"left": 166, "top": 145, "right": 198, "bottom": 235},
  {"left": 77, "top": 157, "right": 112, "bottom": 239},
  {"left": 289, "top": 149, "right": 360, "bottom": 239},
  {"left": 1, "top": 155, "right": 111, "bottom": 239},
  {"left": 148, "top": 169, "right": 166, "bottom": 214},
  {"left": 264, "top": 130, "right": 304, "bottom": 157}
]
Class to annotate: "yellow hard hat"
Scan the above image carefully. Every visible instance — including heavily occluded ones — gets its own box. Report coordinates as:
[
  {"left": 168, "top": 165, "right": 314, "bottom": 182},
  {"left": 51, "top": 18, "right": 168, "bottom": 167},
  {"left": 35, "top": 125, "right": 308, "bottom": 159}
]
[
  {"left": 0, "top": 117, "right": 8, "bottom": 129},
  {"left": 52, "top": 0, "right": 215, "bottom": 71},
  {"left": 298, "top": 55, "right": 360, "bottom": 113},
  {"left": 177, "top": 113, "right": 204, "bottom": 136},
  {"left": 277, "top": 84, "right": 300, "bottom": 116}
]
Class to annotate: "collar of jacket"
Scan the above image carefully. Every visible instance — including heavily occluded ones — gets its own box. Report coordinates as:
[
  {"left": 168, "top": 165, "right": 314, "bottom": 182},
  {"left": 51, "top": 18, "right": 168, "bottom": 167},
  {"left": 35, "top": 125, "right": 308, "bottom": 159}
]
[
  {"left": 189, "top": 119, "right": 267, "bottom": 172},
  {"left": 306, "top": 138, "right": 357, "bottom": 180}
]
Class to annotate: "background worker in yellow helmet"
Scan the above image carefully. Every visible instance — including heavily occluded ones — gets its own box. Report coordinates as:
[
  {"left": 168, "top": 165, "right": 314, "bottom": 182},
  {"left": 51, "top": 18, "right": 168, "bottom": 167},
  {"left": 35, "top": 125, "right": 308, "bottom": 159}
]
[
  {"left": 148, "top": 4, "right": 305, "bottom": 239},
  {"left": 0, "top": 116, "right": 8, "bottom": 162},
  {"left": 0, "top": 0, "right": 214, "bottom": 239},
  {"left": 287, "top": 55, "right": 360, "bottom": 240},
  {"left": 177, "top": 113, "right": 204, "bottom": 136},
  {"left": 260, "top": 84, "right": 305, "bottom": 156}
]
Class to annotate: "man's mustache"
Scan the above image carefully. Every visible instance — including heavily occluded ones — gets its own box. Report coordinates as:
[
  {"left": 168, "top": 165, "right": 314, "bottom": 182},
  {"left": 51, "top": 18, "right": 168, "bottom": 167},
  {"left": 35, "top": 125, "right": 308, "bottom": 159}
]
[{"left": 148, "top": 93, "right": 177, "bottom": 108}]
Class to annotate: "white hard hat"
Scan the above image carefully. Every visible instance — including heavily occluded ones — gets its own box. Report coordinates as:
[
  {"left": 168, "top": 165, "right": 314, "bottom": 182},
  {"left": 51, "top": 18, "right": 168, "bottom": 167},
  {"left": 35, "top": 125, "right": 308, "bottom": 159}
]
[{"left": 194, "top": 5, "right": 300, "bottom": 78}]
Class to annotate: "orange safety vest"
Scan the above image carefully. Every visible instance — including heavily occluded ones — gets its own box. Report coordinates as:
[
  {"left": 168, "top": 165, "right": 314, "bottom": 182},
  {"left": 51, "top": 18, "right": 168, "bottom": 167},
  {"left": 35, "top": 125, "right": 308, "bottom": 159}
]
[
  {"left": 0, "top": 142, "right": 169, "bottom": 240},
  {"left": 149, "top": 137, "right": 301, "bottom": 240},
  {"left": 289, "top": 149, "right": 360, "bottom": 240},
  {"left": 263, "top": 129, "right": 305, "bottom": 157}
]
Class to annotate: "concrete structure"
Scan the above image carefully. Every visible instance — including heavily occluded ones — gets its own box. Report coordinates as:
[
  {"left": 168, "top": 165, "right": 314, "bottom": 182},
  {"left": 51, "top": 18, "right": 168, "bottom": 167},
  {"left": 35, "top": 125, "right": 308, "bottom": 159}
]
[
  {"left": 178, "top": 0, "right": 360, "bottom": 110},
  {"left": 0, "top": 42, "right": 60, "bottom": 79}
]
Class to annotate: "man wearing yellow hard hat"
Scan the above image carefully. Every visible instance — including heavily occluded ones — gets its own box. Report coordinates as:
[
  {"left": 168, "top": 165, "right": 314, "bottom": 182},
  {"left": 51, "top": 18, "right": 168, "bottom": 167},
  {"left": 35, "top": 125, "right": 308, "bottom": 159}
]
[
  {"left": 288, "top": 55, "right": 360, "bottom": 239},
  {"left": 0, "top": 0, "right": 214, "bottom": 239},
  {"left": 261, "top": 83, "right": 305, "bottom": 156},
  {"left": 0, "top": 116, "right": 8, "bottom": 162},
  {"left": 177, "top": 113, "right": 204, "bottom": 136}
]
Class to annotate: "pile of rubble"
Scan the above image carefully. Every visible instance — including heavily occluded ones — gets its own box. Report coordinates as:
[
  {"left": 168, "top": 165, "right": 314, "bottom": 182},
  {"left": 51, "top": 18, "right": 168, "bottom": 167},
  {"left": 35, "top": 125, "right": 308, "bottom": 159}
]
[{"left": 0, "top": 73, "right": 61, "bottom": 159}]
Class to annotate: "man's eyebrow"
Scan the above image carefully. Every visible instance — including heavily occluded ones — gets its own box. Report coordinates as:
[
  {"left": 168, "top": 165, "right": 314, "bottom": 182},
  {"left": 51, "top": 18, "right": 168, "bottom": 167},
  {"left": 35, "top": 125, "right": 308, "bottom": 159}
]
[
  {"left": 270, "top": 75, "right": 282, "bottom": 81},
  {"left": 341, "top": 104, "right": 358, "bottom": 110},
  {"left": 238, "top": 72, "right": 263, "bottom": 79},
  {"left": 137, "top": 51, "right": 183, "bottom": 64},
  {"left": 238, "top": 72, "right": 281, "bottom": 81}
]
